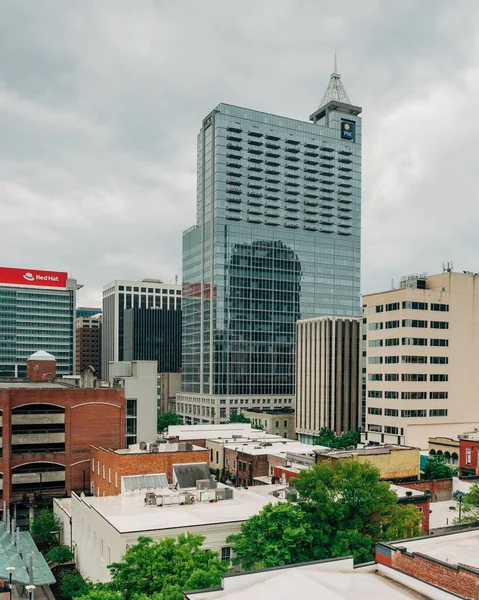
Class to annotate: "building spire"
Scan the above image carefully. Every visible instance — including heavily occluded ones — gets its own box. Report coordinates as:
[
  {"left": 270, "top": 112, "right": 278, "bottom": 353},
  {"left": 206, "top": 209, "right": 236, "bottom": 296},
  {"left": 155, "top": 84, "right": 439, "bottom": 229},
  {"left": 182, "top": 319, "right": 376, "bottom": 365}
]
[
  {"left": 334, "top": 51, "right": 337, "bottom": 75},
  {"left": 318, "top": 60, "right": 351, "bottom": 108}
]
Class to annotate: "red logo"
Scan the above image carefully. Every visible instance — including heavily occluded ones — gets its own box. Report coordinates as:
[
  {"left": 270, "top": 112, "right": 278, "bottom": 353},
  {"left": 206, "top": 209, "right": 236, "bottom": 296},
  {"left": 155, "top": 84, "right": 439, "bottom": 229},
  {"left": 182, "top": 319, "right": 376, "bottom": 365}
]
[{"left": 0, "top": 267, "right": 68, "bottom": 288}]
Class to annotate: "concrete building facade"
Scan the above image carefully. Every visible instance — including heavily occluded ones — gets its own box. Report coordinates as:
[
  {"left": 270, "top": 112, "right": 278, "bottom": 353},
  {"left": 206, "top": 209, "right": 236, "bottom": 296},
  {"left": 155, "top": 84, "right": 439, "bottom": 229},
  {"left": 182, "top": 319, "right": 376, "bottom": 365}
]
[
  {"left": 295, "top": 316, "right": 361, "bottom": 443},
  {"left": 242, "top": 408, "right": 295, "bottom": 439},
  {"left": 101, "top": 279, "right": 181, "bottom": 380},
  {"left": 363, "top": 271, "right": 479, "bottom": 449},
  {"left": 109, "top": 361, "right": 159, "bottom": 445}
]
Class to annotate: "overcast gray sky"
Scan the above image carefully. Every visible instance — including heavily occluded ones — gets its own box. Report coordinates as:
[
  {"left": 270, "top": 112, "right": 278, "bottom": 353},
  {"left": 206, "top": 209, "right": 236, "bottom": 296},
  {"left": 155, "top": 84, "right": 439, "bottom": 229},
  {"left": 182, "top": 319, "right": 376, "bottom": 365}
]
[{"left": 0, "top": 0, "right": 477, "bottom": 306}]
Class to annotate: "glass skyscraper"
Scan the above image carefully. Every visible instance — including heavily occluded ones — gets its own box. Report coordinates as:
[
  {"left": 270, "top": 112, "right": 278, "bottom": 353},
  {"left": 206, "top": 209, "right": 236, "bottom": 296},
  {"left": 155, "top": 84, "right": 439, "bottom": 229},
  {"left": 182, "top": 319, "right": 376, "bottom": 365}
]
[{"left": 177, "top": 68, "right": 362, "bottom": 424}]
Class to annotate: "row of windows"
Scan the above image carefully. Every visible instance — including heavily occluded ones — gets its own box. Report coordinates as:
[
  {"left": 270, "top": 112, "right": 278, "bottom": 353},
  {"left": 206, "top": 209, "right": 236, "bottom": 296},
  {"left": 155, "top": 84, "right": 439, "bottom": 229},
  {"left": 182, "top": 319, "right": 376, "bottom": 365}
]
[
  {"left": 368, "top": 390, "right": 448, "bottom": 399},
  {"left": 368, "top": 407, "right": 448, "bottom": 417},
  {"left": 117, "top": 286, "right": 181, "bottom": 295},
  {"left": 369, "top": 373, "right": 448, "bottom": 382},
  {"left": 371, "top": 338, "right": 449, "bottom": 348},
  {"left": 370, "top": 302, "right": 449, "bottom": 313},
  {"left": 369, "top": 352, "right": 448, "bottom": 364},
  {"left": 369, "top": 320, "right": 449, "bottom": 330}
]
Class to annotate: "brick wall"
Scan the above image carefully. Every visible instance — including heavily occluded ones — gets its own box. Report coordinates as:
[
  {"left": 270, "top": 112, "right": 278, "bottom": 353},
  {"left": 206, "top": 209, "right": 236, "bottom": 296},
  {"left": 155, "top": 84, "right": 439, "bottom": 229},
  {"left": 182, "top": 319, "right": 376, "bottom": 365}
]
[
  {"left": 90, "top": 446, "right": 210, "bottom": 495},
  {"left": 459, "top": 438, "right": 479, "bottom": 475},
  {"left": 405, "top": 478, "right": 452, "bottom": 501},
  {"left": 0, "top": 386, "right": 125, "bottom": 505},
  {"left": 376, "top": 544, "right": 479, "bottom": 600}
]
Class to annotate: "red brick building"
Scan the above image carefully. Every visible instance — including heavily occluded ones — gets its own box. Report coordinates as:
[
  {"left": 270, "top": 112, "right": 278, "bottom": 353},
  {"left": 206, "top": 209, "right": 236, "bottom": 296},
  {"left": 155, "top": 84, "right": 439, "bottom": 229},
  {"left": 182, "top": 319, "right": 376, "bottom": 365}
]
[
  {"left": 76, "top": 316, "right": 101, "bottom": 375},
  {"left": 90, "top": 443, "right": 210, "bottom": 496},
  {"left": 458, "top": 432, "right": 479, "bottom": 477},
  {"left": 0, "top": 352, "right": 125, "bottom": 508}
]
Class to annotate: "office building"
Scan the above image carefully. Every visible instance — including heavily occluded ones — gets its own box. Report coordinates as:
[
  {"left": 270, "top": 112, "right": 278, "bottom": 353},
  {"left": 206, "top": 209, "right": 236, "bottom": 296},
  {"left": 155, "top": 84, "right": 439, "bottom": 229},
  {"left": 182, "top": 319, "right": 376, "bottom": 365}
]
[
  {"left": 76, "top": 307, "right": 101, "bottom": 319},
  {"left": 101, "top": 279, "right": 181, "bottom": 380},
  {"left": 178, "top": 66, "right": 362, "bottom": 424},
  {"left": 295, "top": 316, "right": 361, "bottom": 443},
  {"left": 363, "top": 270, "right": 479, "bottom": 449},
  {"left": 123, "top": 307, "right": 181, "bottom": 372},
  {"left": 0, "top": 266, "right": 79, "bottom": 378},
  {"left": 76, "top": 315, "right": 102, "bottom": 374},
  {"left": 109, "top": 360, "right": 159, "bottom": 445},
  {"left": 0, "top": 351, "right": 125, "bottom": 509},
  {"left": 242, "top": 407, "right": 295, "bottom": 439}
]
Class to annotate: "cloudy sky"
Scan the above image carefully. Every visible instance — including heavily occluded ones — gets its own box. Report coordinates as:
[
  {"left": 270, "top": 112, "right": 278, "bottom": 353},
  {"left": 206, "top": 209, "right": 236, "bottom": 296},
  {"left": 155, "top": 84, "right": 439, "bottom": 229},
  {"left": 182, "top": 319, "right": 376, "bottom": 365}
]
[{"left": 0, "top": 0, "right": 477, "bottom": 306}]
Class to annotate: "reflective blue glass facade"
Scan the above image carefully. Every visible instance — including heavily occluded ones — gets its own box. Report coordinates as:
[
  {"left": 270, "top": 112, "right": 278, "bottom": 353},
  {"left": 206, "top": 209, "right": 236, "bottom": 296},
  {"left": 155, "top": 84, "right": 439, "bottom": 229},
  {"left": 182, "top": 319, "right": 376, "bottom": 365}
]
[{"left": 182, "top": 100, "right": 361, "bottom": 397}]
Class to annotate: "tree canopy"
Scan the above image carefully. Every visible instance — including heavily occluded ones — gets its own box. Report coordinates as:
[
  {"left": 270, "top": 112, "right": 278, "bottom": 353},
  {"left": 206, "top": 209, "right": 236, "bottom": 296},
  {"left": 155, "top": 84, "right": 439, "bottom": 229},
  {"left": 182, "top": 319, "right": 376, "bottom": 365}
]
[
  {"left": 31, "top": 509, "right": 62, "bottom": 549},
  {"left": 107, "top": 534, "right": 227, "bottom": 600},
  {"left": 313, "top": 427, "right": 360, "bottom": 449},
  {"left": 423, "top": 455, "right": 457, "bottom": 480},
  {"left": 157, "top": 412, "right": 181, "bottom": 432},
  {"left": 228, "top": 413, "right": 250, "bottom": 424},
  {"left": 229, "top": 460, "right": 423, "bottom": 568},
  {"left": 458, "top": 483, "right": 479, "bottom": 524}
]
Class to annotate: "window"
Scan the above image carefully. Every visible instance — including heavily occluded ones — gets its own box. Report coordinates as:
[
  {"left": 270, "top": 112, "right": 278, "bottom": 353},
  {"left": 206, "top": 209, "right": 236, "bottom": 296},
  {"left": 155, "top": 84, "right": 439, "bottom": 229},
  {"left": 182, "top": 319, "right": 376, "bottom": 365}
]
[
  {"left": 466, "top": 449, "right": 472, "bottom": 465},
  {"left": 233, "top": 460, "right": 237, "bottom": 470},
  {"left": 126, "top": 399, "right": 138, "bottom": 446},
  {"left": 368, "top": 357, "right": 383, "bottom": 364},
  {"left": 385, "top": 356, "right": 399, "bottom": 364},
  {"left": 430, "top": 374, "right": 448, "bottom": 382},
  {"left": 92, "top": 458, "right": 95, "bottom": 472},
  {"left": 276, "top": 420, "right": 279, "bottom": 428},
  {"left": 429, "top": 356, "right": 448, "bottom": 365},
  {"left": 385, "top": 408, "right": 399, "bottom": 416},
  {"left": 431, "top": 303, "right": 449, "bottom": 312},
  {"left": 369, "top": 322, "right": 383, "bottom": 330},
  {"left": 369, "top": 339, "right": 383, "bottom": 347},
  {"left": 368, "top": 391, "right": 383, "bottom": 398},
  {"left": 368, "top": 424, "right": 382, "bottom": 432},
  {"left": 401, "top": 392, "right": 427, "bottom": 399},
  {"left": 284, "top": 420, "right": 288, "bottom": 427},
  {"left": 386, "top": 302, "right": 400, "bottom": 311},
  {"left": 431, "top": 321, "right": 449, "bottom": 329},
  {"left": 385, "top": 391, "right": 399, "bottom": 399},
  {"left": 402, "top": 301, "right": 428, "bottom": 310},
  {"left": 401, "top": 409, "right": 427, "bottom": 418},
  {"left": 368, "top": 407, "right": 382, "bottom": 415},
  {"left": 402, "top": 319, "right": 427, "bottom": 328},
  {"left": 114, "top": 472, "right": 118, "bottom": 488},
  {"left": 384, "top": 426, "right": 399, "bottom": 434},
  {"left": 430, "top": 391, "right": 448, "bottom": 399},
  {"left": 221, "top": 547, "right": 231, "bottom": 562},
  {"left": 385, "top": 338, "right": 400, "bottom": 346},
  {"left": 100, "top": 538, "right": 104, "bottom": 560},
  {"left": 102, "top": 465, "right": 105, "bottom": 479},
  {"left": 386, "top": 320, "right": 399, "bottom": 329},
  {"left": 216, "top": 451, "right": 219, "bottom": 463},
  {"left": 107, "top": 546, "right": 111, "bottom": 564},
  {"left": 402, "top": 374, "right": 427, "bottom": 382},
  {"left": 430, "top": 409, "right": 448, "bottom": 417},
  {"left": 402, "top": 355, "right": 427, "bottom": 364},
  {"left": 210, "top": 449, "right": 214, "bottom": 461},
  {"left": 108, "top": 468, "right": 111, "bottom": 483},
  {"left": 385, "top": 373, "right": 399, "bottom": 381},
  {"left": 97, "top": 462, "right": 100, "bottom": 475},
  {"left": 369, "top": 374, "right": 383, "bottom": 381},
  {"left": 402, "top": 337, "right": 427, "bottom": 346},
  {"left": 430, "top": 338, "right": 449, "bottom": 347}
]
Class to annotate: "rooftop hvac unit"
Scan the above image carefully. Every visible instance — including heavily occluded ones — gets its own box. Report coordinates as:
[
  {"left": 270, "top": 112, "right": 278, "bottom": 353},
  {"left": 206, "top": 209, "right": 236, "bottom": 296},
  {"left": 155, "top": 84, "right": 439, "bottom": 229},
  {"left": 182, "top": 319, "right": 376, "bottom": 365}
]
[
  {"left": 210, "top": 477, "right": 218, "bottom": 489},
  {"left": 178, "top": 442, "right": 187, "bottom": 452},
  {"left": 184, "top": 493, "right": 196, "bottom": 505},
  {"left": 145, "top": 492, "right": 156, "bottom": 506},
  {"left": 149, "top": 443, "right": 159, "bottom": 453},
  {"left": 215, "top": 489, "right": 226, "bottom": 500},
  {"left": 224, "top": 487, "right": 234, "bottom": 500},
  {"left": 139, "top": 441, "right": 147, "bottom": 451},
  {"left": 196, "top": 479, "right": 211, "bottom": 490},
  {"left": 185, "top": 442, "right": 193, "bottom": 451}
]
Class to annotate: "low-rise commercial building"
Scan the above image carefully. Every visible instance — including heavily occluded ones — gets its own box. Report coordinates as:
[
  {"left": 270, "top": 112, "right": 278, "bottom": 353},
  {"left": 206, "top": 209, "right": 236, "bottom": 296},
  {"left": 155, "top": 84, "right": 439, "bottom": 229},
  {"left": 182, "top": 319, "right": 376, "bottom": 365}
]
[
  {"left": 458, "top": 431, "right": 479, "bottom": 477},
  {"left": 56, "top": 472, "right": 282, "bottom": 583},
  {"left": 90, "top": 442, "right": 210, "bottom": 495},
  {"left": 242, "top": 408, "right": 295, "bottom": 439},
  {"left": 314, "top": 444, "right": 420, "bottom": 483},
  {"left": 428, "top": 436, "right": 459, "bottom": 466}
]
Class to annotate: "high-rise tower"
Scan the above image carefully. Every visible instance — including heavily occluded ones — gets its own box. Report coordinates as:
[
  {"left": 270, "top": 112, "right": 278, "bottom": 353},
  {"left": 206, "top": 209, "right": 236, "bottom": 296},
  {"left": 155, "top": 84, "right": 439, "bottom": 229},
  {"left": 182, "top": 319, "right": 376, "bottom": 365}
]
[{"left": 177, "top": 67, "right": 362, "bottom": 424}]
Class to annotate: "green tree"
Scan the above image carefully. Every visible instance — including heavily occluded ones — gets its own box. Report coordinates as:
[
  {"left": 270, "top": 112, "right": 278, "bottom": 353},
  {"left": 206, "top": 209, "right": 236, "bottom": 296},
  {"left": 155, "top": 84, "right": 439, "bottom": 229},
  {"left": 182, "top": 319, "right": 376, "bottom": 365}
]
[
  {"left": 227, "top": 503, "right": 314, "bottom": 570},
  {"left": 45, "top": 544, "right": 74, "bottom": 564},
  {"left": 77, "top": 590, "right": 123, "bottom": 600},
  {"left": 313, "top": 427, "right": 360, "bottom": 449},
  {"left": 228, "top": 413, "right": 250, "bottom": 424},
  {"left": 157, "top": 412, "right": 181, "bottom": 432},
  {"left": 60, "top": 570, "right": 90, "bottom": 600},
  {"left": 107, "top": 534, "right": 227, "bottom": 600},
  {"left": 423, "top": 455, "right": 457, "bottom": 480},
  {"left": 458, "top": 483, "right": 479, "bottom": 524},
  {"left": 31, "top": 509, "right": 62, "bottom": 549}
]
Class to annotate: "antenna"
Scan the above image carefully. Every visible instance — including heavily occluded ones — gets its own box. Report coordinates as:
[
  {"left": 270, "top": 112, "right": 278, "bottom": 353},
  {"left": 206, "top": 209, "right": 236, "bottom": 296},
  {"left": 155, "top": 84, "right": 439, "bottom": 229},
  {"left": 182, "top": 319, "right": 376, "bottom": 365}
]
[{"left": 334, "top": 51, "right": 337, "bottom": 74}]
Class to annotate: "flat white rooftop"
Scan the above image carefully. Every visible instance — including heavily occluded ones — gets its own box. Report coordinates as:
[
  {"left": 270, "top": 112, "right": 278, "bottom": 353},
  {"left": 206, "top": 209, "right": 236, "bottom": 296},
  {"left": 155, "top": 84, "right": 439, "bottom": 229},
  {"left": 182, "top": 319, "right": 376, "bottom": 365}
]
[
  {"left": 223, "top": 440, "right": 324, "bottom": 456},
  {"left": 185, "top": 559, "right": 429, "bottom": 600},
  {"left": 391, "top": 528, "right": 479, "bottom": 569},
  {"left": 168, "top": 424, "right": 253, "bottom": 440},
  {"left": 74, "top": 486, "right": 280, "bottom": 534}
]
